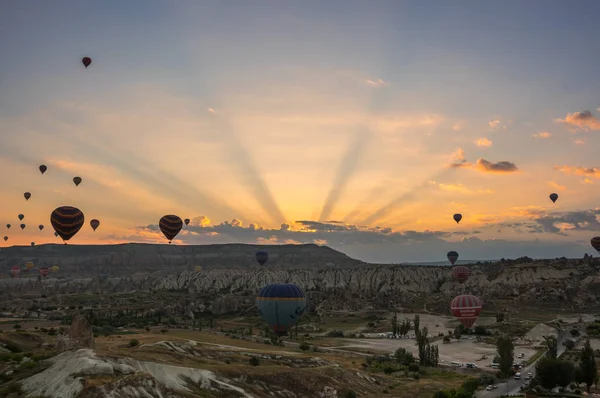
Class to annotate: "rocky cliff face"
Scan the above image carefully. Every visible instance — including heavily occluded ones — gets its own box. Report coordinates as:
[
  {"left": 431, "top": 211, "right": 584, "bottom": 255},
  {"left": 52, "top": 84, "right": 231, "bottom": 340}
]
[{"left": 0, "top": 244, "right": 599, "bottom": 314}]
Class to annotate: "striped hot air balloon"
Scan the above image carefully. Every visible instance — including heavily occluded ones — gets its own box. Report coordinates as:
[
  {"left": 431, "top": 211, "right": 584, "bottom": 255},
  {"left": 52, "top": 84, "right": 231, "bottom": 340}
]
[
  {"left": 451, "top": 266, "right": 471, "bottom": 284},
  {"left": 450, "top": 294, "right": 482, "bottom": 329},
  {"left": 256, "top": 251, "right": 269, "bottom": 266},
  {"left": 50, "top": 206, "right": 85, "bottom": 243},
  {"left": 447, "top": 251, "right": 459, "bottom": 265},
  {"left": 39, "top": 267, "right": 49, "bottom": 277},
  {"left": 256, "top": 283, "right": 307, "bottom": 336},
  {"left": 591, "top": 237, "right": 600, "bottom": 254},
  {"left": 159, "top": 215, "right": 183, "bottom": 243}
]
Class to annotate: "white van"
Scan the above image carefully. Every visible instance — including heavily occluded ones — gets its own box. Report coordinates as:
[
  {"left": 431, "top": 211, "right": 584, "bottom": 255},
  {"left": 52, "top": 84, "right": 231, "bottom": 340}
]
[{"left": 451, "top": 362, "right": 462, "bottom": 367}]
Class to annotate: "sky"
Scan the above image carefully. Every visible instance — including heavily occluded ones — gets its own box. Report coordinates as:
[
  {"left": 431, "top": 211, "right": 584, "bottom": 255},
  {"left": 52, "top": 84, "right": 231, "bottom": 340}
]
[{"left": 1, "top": 0, "right": 600, "bottom": 263}]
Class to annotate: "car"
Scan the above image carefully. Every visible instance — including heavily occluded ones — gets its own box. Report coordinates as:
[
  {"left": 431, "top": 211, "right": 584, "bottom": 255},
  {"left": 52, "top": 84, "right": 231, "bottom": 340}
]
[
  {"left": 493, "top": 385, "right": 498, "bottom": 389},
  {"left": 525, "top": 374, "right": 532, "bottom": 380},
  {"left": 486, "top": 385, "right": 493, "bottom": 391},
  {"left": 518, "top": 353, "right": 524, "bottom": 358}
]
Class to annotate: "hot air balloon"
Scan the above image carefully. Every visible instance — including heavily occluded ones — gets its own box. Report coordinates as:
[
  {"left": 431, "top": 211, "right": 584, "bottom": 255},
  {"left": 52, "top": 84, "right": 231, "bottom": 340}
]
[
  {"left": 26, "top": 261, "right": 34, "bottom": 270},
  {"left": 6, "top": 224, "right": 10, "bottom": 229},
  {"left": 39, "top": 267, "right": 49, "bottom": 277},
  {"left": 39, "top": 165, "right": 47, "bottom": 174},
  {"left": 256, "top": 283, "right": 307, "bottom": 336},
  {"left": 20, "top": 224, "right": 25, "bottom": 230},
  {"left": 256, "top": 251, "right": 269, "bottom": 266},
  {"left": 51, "top": 265, "right": 59, "bottom": 273},
  {"left": 30, "top": 242, "right": 35, "bottom": 247},
  {"left": 24, "top": 192, "right": 31, "bottom": 201},
  {"left": 73, "top": 177, "right": 82, "bottom": 187},
  {"left": 453, "top": 214, "right": 462, "bottom": 224},
  {"left": 451, "top": 266, "right": 471, "bottom": 284},
  {"left": 38, "top": 225, "right": 44, "bottom": 231},
  {"left": 54, "top": 232, "right": 59, "bottom": 238},
  {"left": 184, "top": 218, "right": 190, "bottom": 226},
  {"left": 82, "top": 57, "right": 92, "bottom": 68},
  {"left": 159, "top": 215, "right": 183, "bottom": 243},
  {"left": 447, "top": 251, "right": 459, "bottom": 265},
  {"left": 10, "top": 266, "right": 20, "bottom": 278},
  {"left": 90, "top": 219, "right": 100, "bottom": 231},
  {"left": 3, "top": 236, "right": 7, "bottom": 242},
  {"left": 549, "top": 193, "right": 558, "bottom": 203},
  {"left": 18, "top": 214, "right": 24, "bottom": 221},
  {"left": 591, "top": 237, "right": 600, "bottom": 254},
  {"left": 50, "top": 206, "right": 85, "bottom": 243},
  {"left": 194, "top": 266, "right": 202, "bottom": 272},
  {"left": 450, "top": 294, "right": 482, "bottom": 329}
]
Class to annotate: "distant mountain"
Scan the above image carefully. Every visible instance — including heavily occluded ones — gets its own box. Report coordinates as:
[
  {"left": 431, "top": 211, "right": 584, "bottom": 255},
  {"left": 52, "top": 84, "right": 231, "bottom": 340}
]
[{"left": 402, "top": 260, "right": 486, "bottom": 266}]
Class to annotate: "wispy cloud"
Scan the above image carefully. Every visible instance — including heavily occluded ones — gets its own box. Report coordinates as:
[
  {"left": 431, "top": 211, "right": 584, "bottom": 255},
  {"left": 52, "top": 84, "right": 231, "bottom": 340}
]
[
  {"left": 365, "top": 78, "right": 388, "bottom": 87},
  {"left": 474, "top": 137, "right": 492, "bottom": 147},
  {"left": 548, "top": 181, "right": 566, "bottom": 191},
  {"left": 437, "top": 183, "right": 494, "bottom": 195},
  {"left": 532, "top": 131, "right": 551, "bottom": 138},
  {"left": 555, "top": 165, "right": 600, "bottom": 178}
]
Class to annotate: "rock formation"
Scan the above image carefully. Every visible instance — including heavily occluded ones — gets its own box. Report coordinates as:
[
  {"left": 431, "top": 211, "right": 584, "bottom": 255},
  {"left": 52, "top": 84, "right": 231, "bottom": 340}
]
[{"left": 55, "top": 313, "right": 95, "bottom": 351}]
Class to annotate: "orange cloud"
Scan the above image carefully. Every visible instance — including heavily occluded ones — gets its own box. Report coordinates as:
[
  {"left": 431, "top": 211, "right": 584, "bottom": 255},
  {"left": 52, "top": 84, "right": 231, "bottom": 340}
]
[
  {"left": 437, "top": 183, "right": 494, "bottom": 195},
  {"left": 532, "top": 131, "right": 551, "bottom": 138},
  {"left": 582, "top": 178, "right": 594, "bottom": 185},
  {"left": 556, "top": 110, "right": 600, "bottom": 132},
  {"left": 548, "top": 181, "right": 566, "bottom": 191},
  {"left": 474, "top": 137, "right": 492, "bottom": 147},
  {"left": 574, "top": 139, "right": 585, "bottom": 145},
  {"left": 554, "top": 165, "right": 600, "bottom": 178},
  {"left": 473, "top": 159, "right": 518, "bottom": 174},
  {"left": 365, "top": 78, "right": 388, "bottom": 87}
]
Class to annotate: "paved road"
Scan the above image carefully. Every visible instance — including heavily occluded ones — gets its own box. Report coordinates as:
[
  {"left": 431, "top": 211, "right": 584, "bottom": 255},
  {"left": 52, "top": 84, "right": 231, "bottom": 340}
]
[{"left": 477, "top": 330, "right": 571, "bottom": 397}]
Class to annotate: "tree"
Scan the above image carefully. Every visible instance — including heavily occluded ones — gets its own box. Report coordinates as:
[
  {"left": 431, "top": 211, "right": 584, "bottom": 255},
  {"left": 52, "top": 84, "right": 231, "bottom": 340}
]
[
  {"left": 394, "top": 347, "right": 415, "bottom": 366},
  {"left": 543, "top": 335, "right": 558, "bottom": 359},
  {"left": 399, "top": 319, "right": 412, "bottom": 337},
  {"left": 391, "top": 312, "right": 398, "bottom": 336},
  {"left": 536, "top": 358, "right": 575, "bottom": 390},
  {"left": 453, "top": 327, "right": 462, "bottom": 341},
  {"left": 496, "top": 336, "right": 514, "bottom": 380},
  {"left": 579, "top": 339, "right": 598, "bottom": 392}
]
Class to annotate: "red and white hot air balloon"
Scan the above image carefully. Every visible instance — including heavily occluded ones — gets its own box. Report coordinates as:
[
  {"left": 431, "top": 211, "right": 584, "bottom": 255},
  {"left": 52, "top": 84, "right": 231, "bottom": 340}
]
[
  {"left": 451, "top": 266, "right": 471, "bottom": 284},
  {"left": 39, "top": 267, "right": 50, "bottom": 277},
  {"left": 450, "top": 294, "right": 482, "bottom": 329},
  {"left": 10, "top": 266, "right": 20, "bottom": 278}
]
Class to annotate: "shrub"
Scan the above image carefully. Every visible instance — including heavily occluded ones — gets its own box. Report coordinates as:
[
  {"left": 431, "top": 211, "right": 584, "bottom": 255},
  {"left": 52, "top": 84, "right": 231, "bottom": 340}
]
[
  {"left": 129, "top": 339, "right": 139, "bottom": 347},
  {"left": 249, "top": 357, "right": 260, "bottom": 366},
  {"left": 299, "top": 342, "right": 310, "bottom": 351}
]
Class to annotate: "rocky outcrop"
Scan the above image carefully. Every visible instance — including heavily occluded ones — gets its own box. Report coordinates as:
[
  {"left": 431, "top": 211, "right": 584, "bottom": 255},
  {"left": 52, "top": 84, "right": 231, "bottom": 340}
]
[{"left": 55, "top": 313, "right": 95, "bottom": 351}]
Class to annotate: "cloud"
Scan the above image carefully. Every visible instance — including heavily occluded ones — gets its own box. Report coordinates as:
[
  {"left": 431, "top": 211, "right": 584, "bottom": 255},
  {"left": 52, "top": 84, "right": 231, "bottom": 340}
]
[
  {"left": 474, "top": 159, "right": 518, "bottom": 173},
  {"left": 575, "top": 139, "right": 585, "bottom": 145},
  {"left": 365, "top": 78, "right": 388, "bottom": 87},
  {"left": 488, "top": 119, "right": 508, "bottom": 130},
  {"left": 556, "top": 110, "right": 600, "bottom": 132},
  {"left": 532, "top": 131, "right": 551, "bottom": 138},
  {"left": 448, "top": 148, "right": 470, "bottom": 168},
  {"left": 474, "top": 137, "right": 492, "bottom": 147},
  {"left": 548, "top": 181, "right": 566, "bottom": 191},
  {"left": 582, "top": 178, "right": 594, "bottom": 185},
  {"left": 533, "top": 209, "right": 600, "bottom": 234},
  {"left": 554, "top": 165, "right": 600, "bottom": 179}
]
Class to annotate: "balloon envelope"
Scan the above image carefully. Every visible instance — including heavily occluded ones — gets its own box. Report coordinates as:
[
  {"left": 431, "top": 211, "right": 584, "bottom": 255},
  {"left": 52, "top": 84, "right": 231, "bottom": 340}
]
[
  {"left": 39, "top": 267, "right": 49, "bottom": 277},
  {"left": 450, "top": 294, "right": 482, "bottom": 329},
  {"left": 184, "top": 218, "right": 190, "bottom": 226},
  {"left": 453, "top": 213, "right": 462, "bottom": 224},
  {"left": 194, "top": 266, "right": 202, "bottom": 272},
  {"left": 26, "top": 261, "right": 34, "bottom": 270},
  {"left": 10, "top": 266, "right": 20, "bottom": 278},
  {"left": 549, "top": 193, "right": 558, "bottom": 203},
  {"left": 18, "top": 214, "right": 24, "bottom": 221},
  {"left": 159, "top": 215, "right": 183, "bottom": 243},
  {"left": 24, "top": 192, "right": 31, "bottom": 200},
  {"left": 51, "top": 265, "right": 59, "bottom": 272},
  {"left": 30, "top": 242, "right": 35, "bottom": 246},
  {"left": 256, "top": 283, "right": 307, "bottom": 336},
  {"left": 73, "top": 177, "right": 82, "bottom": 187},
  {"left": 39, "top": 165, "right": 47, "bottom": 174},
  {"left": 5, "top": 224, "right": 9, "bottom": 229},
  {"left": 256, "top": 251, "right": 269, "bottom": 266},
  {"left": 50, "top": 206, "right": 85, "bottom": 242},
  {"left": 447, "top": 251, "right": 459, "bottom": 265},
  {"left": 38, "top": 225, "right": 44, "bottom": 231},
  {"left": 82, "top": 57, "right": 92, "bottom": 68},
  {"left": 90, "top": 219, "right": 100, "bottom": 231},
  {"left": 451, "top": 266, "right": 471, "bottom": 284},
  {"left": 591, "top": 237, "right": 600, "bottom": 253},
  {"left": 3, "top": 236, "right": 7, "bottom": 241},
  {"left": 20, "top": 224, "right": 25, "bottom": 230}
]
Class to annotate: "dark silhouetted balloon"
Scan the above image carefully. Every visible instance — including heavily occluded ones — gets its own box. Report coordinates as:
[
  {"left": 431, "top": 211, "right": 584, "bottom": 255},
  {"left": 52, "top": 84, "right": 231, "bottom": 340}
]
[
  {"left": 38, "top": 225, "right": 44, "bottom": 231},
  {"left": 31, "top": 242, "right": 35, "bottom": 247},
  {"left": 256, "top": 251, "right": 269, "bottom": 266},
  {"left": 453, "top": 213, "right": 462, "bottom": 224},
  {"left": 451, "top": 294, "right": 482, "bottom": 329},
  {"left": 549, "top": 193, "right": 558, "bottom": 203},
  {"left": 54, "top": 231, "right": 59, "bottom": 237},
  {"left": 447, "top": 251, "right": 459, "bottom": 265},
  {"left": 73, "top": 177, "right": 82, "bottom": 187},
  {"left": 451, "top": 265, "right": 471, "bottom": 284},
  {"left": 39, "top": 267, "right": 49, "bottom": 277},
  {"left": 256, "top": 283, "right": 307, "bottom": 336},
  {"left": 39, "top": 165, "right": 47, "bottom": 174},
  {"left": 90, "top": 219, "right": 100, "bottom": 231},
  {"left": 18, "top": 214, "right": 24, "bottom": 221},
  {"left": 184, "top": 218, "right": 190, "bottom": 226},
  {"left": 6, "top": 224, "right": 10, "bottom": 229},
  {"left": 3, "top": 236, "right": 7, "bottom": 241},
  {"left": 24, "top": 192, "right": 31, "bottom": 201},
  {"left": 50, "top": 206, "right": 85, "bottom": 243},
  {"left": 20, "top": 224, "right": 25, "bottom": 230},
  {"left": 159, "top": 215, "right": 183, "bottom": 243},
  {"left": 591, "top": 237, "right": 600, "bottom": 253},
  {"left": 82, "top": 57, "right": 92, "bottom": 68}
]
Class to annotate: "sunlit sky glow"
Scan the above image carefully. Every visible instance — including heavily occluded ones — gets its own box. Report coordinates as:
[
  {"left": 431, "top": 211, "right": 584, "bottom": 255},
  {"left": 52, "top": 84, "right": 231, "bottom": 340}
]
[{"left": 1, "top": 1, "right": 600, "bottom": 263}]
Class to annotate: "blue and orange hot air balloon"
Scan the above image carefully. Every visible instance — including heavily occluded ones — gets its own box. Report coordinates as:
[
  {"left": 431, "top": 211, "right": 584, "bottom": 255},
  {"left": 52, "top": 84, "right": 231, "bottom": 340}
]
[{"left": 256, "top": 283, "right": 307, "bottom": 336}]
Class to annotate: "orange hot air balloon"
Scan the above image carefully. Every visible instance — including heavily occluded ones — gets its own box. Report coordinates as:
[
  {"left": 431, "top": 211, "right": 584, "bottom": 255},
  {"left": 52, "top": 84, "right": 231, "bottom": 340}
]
[
  {"left": 450, "top": 294, "right": 482, "bottom": 329},
  {"left": 90, "top": 219, "right": 100, "bottom": 231},
  {"left": 25, "top": 262, "right": 34, "bottom": 270},
  {"left": 82, "top": 57, "right": 92, "bottom": 68}
]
